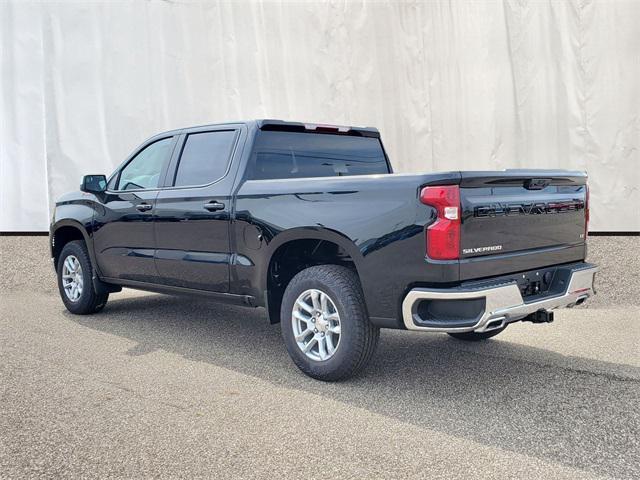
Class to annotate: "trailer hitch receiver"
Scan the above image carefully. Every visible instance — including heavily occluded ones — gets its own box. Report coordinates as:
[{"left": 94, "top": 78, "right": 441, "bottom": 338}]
[{"left": 523, "top": 309, "right": 555, "bottom": 324}]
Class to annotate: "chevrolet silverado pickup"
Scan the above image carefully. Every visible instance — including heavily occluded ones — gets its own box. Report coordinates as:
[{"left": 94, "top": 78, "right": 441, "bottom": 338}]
[{"left": 50, "top": 120, "right": 597, "bottom": 380}]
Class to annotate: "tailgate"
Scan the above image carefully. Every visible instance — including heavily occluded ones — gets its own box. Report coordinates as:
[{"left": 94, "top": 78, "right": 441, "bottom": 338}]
[{"left": 459, "top": 171, "right": 588, "bottom": 260}]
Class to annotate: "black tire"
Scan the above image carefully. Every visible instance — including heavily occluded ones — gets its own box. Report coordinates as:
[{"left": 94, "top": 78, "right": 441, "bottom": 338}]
[
  {"left": 280, "top": 265, "right": 379, "bottom": 381},
  {"left": 57, "top": 240, "right": 109, "bottom": 314},
  {"left": 448, "top": 325, "right": 507, "bottom": 341}
]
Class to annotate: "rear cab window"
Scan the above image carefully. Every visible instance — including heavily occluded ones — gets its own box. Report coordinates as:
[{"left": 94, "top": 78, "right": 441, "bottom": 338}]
[
  {"left": 173, "top": 130, "right": 237, "bottom": 187},
  {"left": 247, "top": 130, "right": 390, "bottom": 180}
]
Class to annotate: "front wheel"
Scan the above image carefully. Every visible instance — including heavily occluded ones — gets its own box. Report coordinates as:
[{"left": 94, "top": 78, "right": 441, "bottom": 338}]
[
  {"left": 57, "top": 240, "right": 109, "bottom": 314},
  {"left": 280, "top": 265, "right": 379, "bottom": 381}
]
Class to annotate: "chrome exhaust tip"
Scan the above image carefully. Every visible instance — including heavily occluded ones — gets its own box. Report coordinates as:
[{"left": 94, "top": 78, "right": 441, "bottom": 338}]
[
  {"left": 475, "top": 316, "right": 506, "bottom": 333},
  {"left": 574, "top": 294, "right": 589, "bottom": 306}
]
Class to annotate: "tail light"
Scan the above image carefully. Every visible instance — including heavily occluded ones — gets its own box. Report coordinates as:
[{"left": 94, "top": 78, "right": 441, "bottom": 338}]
[
  {"left": 420, "top": 185, "right": 460, "bottom": 260},
  {"left": 584, "top": 184, "right": 590, "bottom": 239}
]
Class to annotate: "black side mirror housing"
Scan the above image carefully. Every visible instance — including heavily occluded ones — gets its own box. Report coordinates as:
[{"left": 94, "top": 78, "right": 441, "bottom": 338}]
[{"left": 81, "top": 174, "right": 107, "bottom": 193}]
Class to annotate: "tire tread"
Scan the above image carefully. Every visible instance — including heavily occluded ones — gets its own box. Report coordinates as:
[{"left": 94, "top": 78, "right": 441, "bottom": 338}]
[
  {"left": 281, "top": 265, "right": 379, "bottom": 381},
  {"left": 57, "top": 240, "right": 108, "bottom": 315}
]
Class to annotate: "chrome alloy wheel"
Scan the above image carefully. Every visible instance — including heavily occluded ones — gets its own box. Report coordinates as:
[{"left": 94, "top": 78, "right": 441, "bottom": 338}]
[
  {"left": 62, "top": 255, "right": 84, "bottom": 302},
  {"left": 291, "top": 288, "right": 341, "bottom": 361}
]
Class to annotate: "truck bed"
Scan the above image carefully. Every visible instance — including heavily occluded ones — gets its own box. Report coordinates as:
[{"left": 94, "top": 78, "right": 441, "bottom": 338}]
[{"left": 234, "top": 168, "right": 588, "bottom": 325}]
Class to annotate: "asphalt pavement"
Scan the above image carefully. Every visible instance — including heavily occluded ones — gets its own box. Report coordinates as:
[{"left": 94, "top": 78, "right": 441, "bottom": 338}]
[{"left": 1, "top": 236, "right": 638, "bottom": 479}]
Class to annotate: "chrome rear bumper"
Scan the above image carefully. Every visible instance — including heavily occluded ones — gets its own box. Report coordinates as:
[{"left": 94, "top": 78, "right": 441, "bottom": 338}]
[{"left": 402, "top": 265, "right": 598, "bottom": 333}]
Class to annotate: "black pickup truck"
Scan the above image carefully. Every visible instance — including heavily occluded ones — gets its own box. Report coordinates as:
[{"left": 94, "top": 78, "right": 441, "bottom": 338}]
[{"left": 50, "top": 120, "right": 597, "bottom": 380}]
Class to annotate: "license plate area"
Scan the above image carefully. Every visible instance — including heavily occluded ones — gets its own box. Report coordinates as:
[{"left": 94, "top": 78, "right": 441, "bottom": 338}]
[{"left": 516, "top": 268, "right": 556, "bottom": 298}]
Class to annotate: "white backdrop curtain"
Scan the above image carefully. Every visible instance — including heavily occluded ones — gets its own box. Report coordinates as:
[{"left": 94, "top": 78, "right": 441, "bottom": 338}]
[{"left": 1, "top": 0, "right": 638, "bottom": 231}]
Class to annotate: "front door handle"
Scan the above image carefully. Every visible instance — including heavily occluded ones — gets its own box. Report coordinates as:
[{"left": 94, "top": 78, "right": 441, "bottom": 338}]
[
  {"left": 203, "top": 201, "right": 225, "bottom": 212},
  {"left": 136, "top": 203, "right": 153, "bottom": 212}
]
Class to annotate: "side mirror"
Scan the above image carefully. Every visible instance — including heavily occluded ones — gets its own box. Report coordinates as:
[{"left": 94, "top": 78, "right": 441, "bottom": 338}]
[{"left": 81, "top": 174, "right": 107, "bottom": 193}]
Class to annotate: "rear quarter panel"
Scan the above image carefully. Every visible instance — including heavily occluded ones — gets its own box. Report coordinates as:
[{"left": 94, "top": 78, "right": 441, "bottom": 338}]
[{"left": 232, "top": 173, "right": 457, "bottom": 322}]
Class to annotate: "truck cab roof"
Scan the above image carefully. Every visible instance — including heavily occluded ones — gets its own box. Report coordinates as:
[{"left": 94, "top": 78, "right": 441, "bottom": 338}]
[{"left": 156, "top": 119, "right": 380, "bottom": 139}]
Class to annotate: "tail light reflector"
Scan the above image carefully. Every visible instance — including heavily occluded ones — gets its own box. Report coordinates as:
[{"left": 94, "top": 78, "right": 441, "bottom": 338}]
[
  {"left": 420, "top": 185, "right": 461, "bottom": 260},
  {"left": 585, "top": 184, "right": 590, "bottom": 239}
]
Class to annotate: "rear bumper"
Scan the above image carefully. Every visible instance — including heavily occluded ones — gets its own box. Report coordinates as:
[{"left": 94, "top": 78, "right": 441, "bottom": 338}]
[{"left": 402, "top": 263, "right": 598, "bottom": 333}]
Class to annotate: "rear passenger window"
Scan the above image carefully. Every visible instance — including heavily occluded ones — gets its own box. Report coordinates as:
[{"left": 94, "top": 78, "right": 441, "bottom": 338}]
[{"left": 174, "top": 130, "right": 237, "bottom": 187}]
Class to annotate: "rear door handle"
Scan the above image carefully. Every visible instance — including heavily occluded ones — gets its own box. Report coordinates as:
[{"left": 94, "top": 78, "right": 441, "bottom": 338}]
[
  {"left": 203, "top": 201, "right": 225, "bottom": 212},
  {"left": 136, "top": 203, "right": 153, "bottom": 212}
]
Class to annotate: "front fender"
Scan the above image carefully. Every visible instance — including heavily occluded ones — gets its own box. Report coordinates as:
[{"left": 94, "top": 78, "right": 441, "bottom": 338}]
[{"left": 50, "top": 195, "right": 97, "bottom": 269}]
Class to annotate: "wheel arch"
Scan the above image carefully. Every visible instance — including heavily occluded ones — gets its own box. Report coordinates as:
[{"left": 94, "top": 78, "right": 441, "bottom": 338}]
[
  {"left": 50, "top": 220, "right": 95, "bottom": 271},
  {"left": 261, "top": 227, "right": 364, "bottom": 324}
]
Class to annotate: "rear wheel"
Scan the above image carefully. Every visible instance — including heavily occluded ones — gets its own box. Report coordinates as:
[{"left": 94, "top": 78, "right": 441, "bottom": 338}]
[
  {"left": 448, "top": 326, "right": 507, "bottom": 341},
  {"left": 57, "top": 240, "right": 109, "bottom": 314},
  {"left": 280, "top": 265, "right": 379, "bottom": 381}
]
